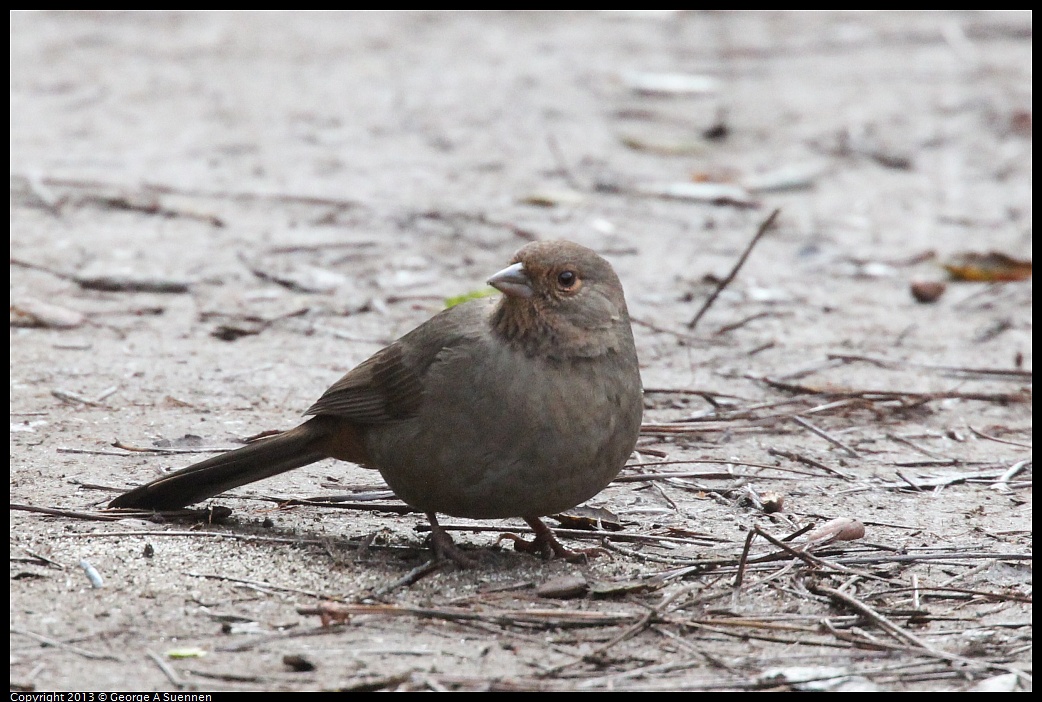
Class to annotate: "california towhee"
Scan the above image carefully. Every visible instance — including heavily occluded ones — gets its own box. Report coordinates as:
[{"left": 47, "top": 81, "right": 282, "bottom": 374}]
[{"left": 110, "top": 240, "right": 643, "bottom": 565}]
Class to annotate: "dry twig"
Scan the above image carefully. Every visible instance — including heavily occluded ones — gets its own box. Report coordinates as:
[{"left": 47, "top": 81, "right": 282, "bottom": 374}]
[{"left": 688, "top": 208, "right": 780, "bottom": 330}]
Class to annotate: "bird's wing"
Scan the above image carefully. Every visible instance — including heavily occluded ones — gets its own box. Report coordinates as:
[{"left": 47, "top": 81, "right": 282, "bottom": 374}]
[
  {"left": 304, "top": 342, "right": 424, "bottom": 423},
  {"left": 304, "top": 301, "right": 489, "bottom": 424}
]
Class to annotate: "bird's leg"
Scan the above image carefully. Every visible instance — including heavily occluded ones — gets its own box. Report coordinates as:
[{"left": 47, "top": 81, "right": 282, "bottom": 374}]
[
  {"left": 426, "top": 513, "right": 477, "bottom": 568},
  {"left": 498, "top": 517, "right": 608, "bottom": 562}
]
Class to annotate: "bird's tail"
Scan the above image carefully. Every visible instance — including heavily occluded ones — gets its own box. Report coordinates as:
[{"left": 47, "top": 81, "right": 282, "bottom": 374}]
[{"left": 108, "top": 418, "right": 333, "bottom": 510}]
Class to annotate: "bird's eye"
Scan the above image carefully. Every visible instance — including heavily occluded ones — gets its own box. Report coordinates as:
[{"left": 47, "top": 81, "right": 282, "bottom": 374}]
[{"left": 557, "top": 270, "right": 577, "bottom": 289}]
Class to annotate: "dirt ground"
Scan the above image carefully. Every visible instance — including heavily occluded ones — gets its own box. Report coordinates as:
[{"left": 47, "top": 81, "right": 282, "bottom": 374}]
[{"left": 10, "top": 11, "right": 1032, "bottom": 692}]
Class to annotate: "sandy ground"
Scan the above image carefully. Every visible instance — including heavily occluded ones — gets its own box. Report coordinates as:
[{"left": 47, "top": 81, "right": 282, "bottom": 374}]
[{"left": 10, "top": 11, "right": 1031, "bottom": 692}]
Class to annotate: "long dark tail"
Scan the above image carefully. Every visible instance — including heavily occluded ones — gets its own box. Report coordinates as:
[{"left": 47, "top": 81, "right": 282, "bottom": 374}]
[{"left": 109, "top": 418, "right": 335, "bottom": 510}]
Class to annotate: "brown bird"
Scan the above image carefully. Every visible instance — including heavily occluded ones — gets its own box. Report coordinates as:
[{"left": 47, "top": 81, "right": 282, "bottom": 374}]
[{"left": 110, "top": 240, "right": 643, "bottom": 565}]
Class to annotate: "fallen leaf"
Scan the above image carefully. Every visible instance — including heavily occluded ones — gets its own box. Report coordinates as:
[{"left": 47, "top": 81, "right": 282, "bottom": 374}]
[
  {"left": 620, "top": 70, "right": 719, "bottom": 96},
  {"left": 10, "top": 298, "right": 85, "bottom": 328},
  {"left": 802, "top": 518, "right": 865, "bottom": 547},
  {"left": 944, "top": 251, "right": 1032, "bottom": 282},
  {"left": 165, "top": 647, "right": 207, "bottom": 659},
  {"left": 633, "top": 181, "right": 758, "bottom": 208},
  {"left": 617, "top": 131, "right": 706, "bottom": 155},
  {"left": 553, "top": 506, "right": 624, "bottom": 531},
  {"left": 445, "top": 288, "right": 496, "bottom": 308},
  {"left": 536, "top": 575, "right": 588, "bottom": 599},
  {"left": 74, "top": 271, "right": 190, "bottom": 293},
  {"left": 519, "top": 188, "right": 586, "bottom": 207},
  {"left": 741, "top": 162, "right": 826, "bottom": 193}
]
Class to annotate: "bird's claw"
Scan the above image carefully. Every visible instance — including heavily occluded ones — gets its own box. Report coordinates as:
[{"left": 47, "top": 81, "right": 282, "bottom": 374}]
[
  {"left": 497, "top": 517, "right": 609, "bottom": 562},
  {"left": 426, "top": 513, "right": 478, "bottom": 568}
]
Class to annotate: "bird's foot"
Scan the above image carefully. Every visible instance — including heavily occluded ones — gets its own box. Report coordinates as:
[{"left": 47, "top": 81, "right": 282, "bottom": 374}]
[
  {"left": 498, "top": 517, "right": 608, "bottom": 562},
  {"left": 426, "top": 513, "right": 477, "bottom": 568}
]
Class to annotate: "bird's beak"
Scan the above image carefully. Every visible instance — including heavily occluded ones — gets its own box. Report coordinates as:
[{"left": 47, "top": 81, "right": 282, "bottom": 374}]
[{"left": 488, "top": 262, "right": 534, "bottom": 298}]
